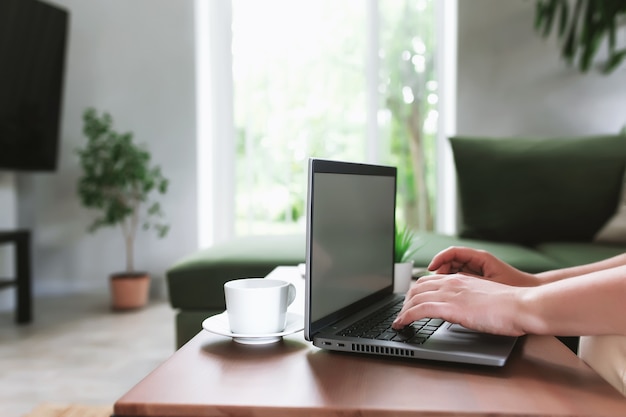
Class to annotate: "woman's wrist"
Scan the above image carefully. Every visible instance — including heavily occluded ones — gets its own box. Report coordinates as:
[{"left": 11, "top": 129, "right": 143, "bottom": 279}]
[{"left": 513, "top": 286, "right": 547, "bottom": 335}]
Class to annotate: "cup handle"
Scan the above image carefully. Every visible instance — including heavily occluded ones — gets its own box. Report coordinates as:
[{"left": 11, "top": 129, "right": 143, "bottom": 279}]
[{"left": 287, "top": 283, "right": 296, "bottom": 306}]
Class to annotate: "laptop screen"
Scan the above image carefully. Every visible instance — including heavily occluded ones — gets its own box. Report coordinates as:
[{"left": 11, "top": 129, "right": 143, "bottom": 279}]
[{"left": 305, "top": 159, "right": 397, "bottom": 334}]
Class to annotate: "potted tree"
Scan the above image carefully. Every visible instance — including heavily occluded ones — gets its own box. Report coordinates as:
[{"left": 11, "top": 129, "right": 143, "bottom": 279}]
[
  {"left": 76, "top": 108, "right": 169, "bottom": 310},
  {"left": 394, "top": 223, "right": 420, "bottom": 293}
]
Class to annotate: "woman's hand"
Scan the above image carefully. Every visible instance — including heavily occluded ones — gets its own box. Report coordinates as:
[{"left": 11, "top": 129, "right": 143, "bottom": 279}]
[
  {"left": 393, "top": 248, "right": 626, "bottom": 338},
  {"left": 392, "top": 273, "right": 530, "bottom": 336},
  {"left": 428, "top": 246, "right": 539, "bottom": 287}
]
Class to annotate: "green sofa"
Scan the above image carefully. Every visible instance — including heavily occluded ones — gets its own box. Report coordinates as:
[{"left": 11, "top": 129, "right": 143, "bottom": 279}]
[{"left": 167, "top": 134, "right": 626, "bottom": 349}]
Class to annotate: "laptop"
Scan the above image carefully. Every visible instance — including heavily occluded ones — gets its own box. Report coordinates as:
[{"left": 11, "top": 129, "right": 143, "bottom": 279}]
[{"left": 303, "top": 158, "right": 518, "bottom": 367}]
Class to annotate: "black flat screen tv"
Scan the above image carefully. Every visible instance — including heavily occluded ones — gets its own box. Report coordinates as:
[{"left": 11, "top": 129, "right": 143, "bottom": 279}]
[{"left": 0, "top": 0, "right": 69, "bottom": 172}]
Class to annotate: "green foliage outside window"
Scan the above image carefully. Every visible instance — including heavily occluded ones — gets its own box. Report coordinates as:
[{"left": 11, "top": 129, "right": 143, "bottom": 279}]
[
  {"left": 231, "top": 0, "right": 437, "bottom": 235},
  {"left": 380, "top": 0, "right": 437, "bottom": 231}
]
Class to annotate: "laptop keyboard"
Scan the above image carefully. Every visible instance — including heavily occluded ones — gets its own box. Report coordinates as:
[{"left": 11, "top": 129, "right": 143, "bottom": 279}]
[{"left": 337, "top": 299, "right": 445, "bottom": 345}]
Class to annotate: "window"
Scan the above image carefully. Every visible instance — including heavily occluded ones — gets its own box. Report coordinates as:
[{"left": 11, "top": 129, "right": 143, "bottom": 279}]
[{"left": 197, "top": 0, "right": 449, "bottom": 246}]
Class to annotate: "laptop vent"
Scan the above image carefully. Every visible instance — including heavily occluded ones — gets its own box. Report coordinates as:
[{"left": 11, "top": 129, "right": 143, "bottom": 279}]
[{"left": 351, "top": 343, "right": 415, "bottom": 358}]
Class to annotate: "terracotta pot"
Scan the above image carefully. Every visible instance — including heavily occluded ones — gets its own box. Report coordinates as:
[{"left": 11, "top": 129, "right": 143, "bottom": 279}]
[{"left": 109, "top": 272, "right": 150, "bottom": 310}]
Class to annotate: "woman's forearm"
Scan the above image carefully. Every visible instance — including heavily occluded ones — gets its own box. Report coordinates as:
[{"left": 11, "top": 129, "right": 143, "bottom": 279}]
[
  {"left": 535, "top": 252, "right": 626, "bottom": 284},
  {"left": 519, "top": 264, "right": 626, "bottom": 336}
]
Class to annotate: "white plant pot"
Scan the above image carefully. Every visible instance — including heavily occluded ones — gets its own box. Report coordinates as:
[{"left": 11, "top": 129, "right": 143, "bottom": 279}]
[{"left": 394, "top": 261, "right": 414, "bottom": 293}]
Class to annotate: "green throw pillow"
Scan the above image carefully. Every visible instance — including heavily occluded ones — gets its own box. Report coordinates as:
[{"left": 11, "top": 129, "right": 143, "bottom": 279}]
[{"left": 450, "top": 135, "right": 626, "bottom": 245}]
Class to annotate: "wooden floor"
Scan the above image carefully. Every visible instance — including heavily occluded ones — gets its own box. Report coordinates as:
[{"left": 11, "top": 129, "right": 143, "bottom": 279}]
[
  {"left": 0, "top": 291, "right": 177, "bottom": 417},
  {"left": 23, "top": 403, "right": 113, "bottom": 417}
]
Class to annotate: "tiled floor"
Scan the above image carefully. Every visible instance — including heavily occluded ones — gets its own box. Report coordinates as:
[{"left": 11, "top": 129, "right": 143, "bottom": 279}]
[{"left": 0, "top": 291, "right": 177, "bottom": 417}]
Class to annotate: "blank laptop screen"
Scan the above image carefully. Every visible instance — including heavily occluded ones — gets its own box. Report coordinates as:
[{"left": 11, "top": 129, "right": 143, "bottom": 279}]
[{"left": 309, "top": 169, "right": 396, "bottom": 322}]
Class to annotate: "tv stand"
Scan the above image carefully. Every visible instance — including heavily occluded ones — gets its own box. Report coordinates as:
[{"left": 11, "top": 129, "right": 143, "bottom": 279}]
[{"left": 0, "top": 229, "right": 32, "bottom": 323}]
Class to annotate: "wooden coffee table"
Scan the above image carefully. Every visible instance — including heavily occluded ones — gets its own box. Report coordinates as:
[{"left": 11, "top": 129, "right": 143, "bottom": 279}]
[{"left": 114, "top": 267, "right": 626, "bottom": 417}]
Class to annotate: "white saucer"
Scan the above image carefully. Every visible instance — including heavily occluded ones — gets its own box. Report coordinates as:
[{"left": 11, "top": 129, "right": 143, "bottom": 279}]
[{"left": 202, "top": 312, "right": 304, "bottom": 345}]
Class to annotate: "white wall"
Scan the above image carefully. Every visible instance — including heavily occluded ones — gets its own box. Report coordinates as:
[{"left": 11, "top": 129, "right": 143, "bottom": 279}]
[
  {"left": 456, "top": 0, "right": 626, "bottom": 136},
  {"left": 10, "top": 0, "right": 198, "bottom": 296}
]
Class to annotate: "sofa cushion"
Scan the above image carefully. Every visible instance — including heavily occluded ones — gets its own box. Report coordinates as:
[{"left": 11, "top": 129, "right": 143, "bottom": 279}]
[
  {"left": 533, "top": 242, "right": 626, "bottom": 268},
  {"left": 450, "top": 135, "right": 626, "bottom": 245},
  {"left": 167, "top": 234, "right": 305, "bottom": 310},
  {"left": 410, "top": 231, "right": 562, "bottom": 273}
]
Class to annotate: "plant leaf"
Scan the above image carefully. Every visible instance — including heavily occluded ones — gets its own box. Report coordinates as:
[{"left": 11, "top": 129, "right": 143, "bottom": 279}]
[
  {"left": 602, "top": 48, "right": 626, "bottom": 73},
  {"left": 557, "top": 0, "right": 570, "bottom": 37}
]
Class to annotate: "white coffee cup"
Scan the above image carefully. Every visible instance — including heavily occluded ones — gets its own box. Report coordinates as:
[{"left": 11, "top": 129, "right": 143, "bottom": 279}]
[{"left": 224, "top": 278, "right": 296, "bottom": 335}]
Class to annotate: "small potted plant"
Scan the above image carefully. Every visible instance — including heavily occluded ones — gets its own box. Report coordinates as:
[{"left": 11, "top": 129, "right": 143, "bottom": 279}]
[
  {"left": 76, "top": 108, "right": 169, "bottom": 310},
  {"left": 394, "top": 223, "right": 419, "bottom": 293}
]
